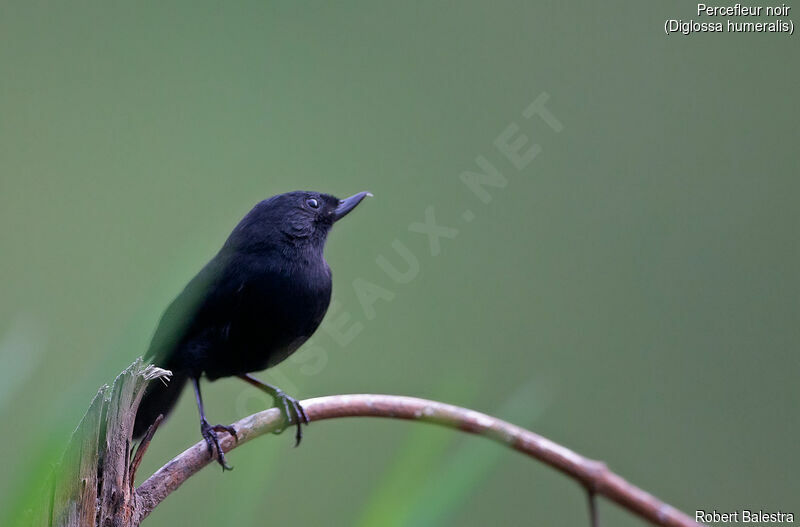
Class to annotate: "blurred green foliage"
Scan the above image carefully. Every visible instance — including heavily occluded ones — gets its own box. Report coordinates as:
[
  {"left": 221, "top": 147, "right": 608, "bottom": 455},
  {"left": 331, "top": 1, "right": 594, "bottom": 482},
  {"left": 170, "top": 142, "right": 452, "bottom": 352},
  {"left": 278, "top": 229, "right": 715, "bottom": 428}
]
[{"left": 1, "top": 1, "right": 798, "bottom": 526}]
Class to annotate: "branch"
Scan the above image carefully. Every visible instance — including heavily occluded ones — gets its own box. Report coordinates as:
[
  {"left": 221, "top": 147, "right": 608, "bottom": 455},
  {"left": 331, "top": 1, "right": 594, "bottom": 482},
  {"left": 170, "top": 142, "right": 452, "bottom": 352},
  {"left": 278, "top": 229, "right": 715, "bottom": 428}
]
[
  {"left": 134, "top": 394, "right": 701, "bottom": 527},
  {"left": 42, "top": 359, "right": 172, "bottom": 527}
]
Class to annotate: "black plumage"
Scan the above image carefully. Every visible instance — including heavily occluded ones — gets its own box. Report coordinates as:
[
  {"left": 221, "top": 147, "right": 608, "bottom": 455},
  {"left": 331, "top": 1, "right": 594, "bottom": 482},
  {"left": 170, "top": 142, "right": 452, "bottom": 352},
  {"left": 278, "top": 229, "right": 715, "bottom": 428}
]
[{"left": 133, "top": 190, "right": 370, "bottom": 469}]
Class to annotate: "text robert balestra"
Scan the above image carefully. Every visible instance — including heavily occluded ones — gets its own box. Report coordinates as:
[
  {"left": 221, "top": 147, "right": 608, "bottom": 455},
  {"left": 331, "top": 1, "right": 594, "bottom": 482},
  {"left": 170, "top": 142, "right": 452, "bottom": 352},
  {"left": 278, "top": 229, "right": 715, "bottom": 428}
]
[{"left": 696, "top": 509, "right": 794, "bottom": 524}]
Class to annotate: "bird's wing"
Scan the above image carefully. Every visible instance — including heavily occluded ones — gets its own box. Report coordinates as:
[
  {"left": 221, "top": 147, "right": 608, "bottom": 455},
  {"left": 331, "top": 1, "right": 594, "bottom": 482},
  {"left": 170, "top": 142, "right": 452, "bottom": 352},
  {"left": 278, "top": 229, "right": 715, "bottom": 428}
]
[{"left": 144, "top": 258, "right": 230, "bottom": 366}]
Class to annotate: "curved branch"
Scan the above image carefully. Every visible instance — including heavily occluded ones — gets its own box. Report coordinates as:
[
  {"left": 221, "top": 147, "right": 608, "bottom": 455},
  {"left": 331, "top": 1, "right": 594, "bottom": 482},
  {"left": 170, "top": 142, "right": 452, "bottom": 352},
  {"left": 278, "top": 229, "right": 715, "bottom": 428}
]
[{"left": 134, "top": 394, "right": 700, "bottom": 527}]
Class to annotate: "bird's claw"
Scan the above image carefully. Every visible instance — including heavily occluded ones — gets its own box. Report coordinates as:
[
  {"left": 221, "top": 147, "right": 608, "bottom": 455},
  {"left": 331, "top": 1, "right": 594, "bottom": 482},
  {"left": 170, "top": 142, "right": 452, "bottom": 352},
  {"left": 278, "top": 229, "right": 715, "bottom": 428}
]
[
  {"left": 271, "top": 390, "right": 309, "bottom": 446},
  {"left": 211, "top": 423, "right": 239, "bottom": 442},
  {"left": 200, "top": 420, "right": 236, "bottom": 471}
]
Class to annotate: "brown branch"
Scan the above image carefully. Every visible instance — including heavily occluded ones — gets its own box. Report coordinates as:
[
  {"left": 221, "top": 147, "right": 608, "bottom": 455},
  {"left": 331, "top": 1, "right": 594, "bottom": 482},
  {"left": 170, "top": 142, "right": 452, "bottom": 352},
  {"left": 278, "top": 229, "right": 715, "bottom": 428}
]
[
  {"left": 46, "top": 360, "right": 702, "bottom": 527},
  {"left": 42, "top": 360, "right": 172, "bottom": 527},
  {"left": 130, "top": 414, "right": 164, "bottom": 487},
  {"left": 134, "top": 394, "right": 702, "bottom": 527}
]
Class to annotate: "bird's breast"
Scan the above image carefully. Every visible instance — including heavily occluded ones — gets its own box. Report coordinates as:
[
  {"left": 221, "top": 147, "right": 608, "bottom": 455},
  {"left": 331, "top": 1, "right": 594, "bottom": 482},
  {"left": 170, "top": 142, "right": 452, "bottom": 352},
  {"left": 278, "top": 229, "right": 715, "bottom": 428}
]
[{"left": 208, "top": 262, "right": 332, "bottom": 376}]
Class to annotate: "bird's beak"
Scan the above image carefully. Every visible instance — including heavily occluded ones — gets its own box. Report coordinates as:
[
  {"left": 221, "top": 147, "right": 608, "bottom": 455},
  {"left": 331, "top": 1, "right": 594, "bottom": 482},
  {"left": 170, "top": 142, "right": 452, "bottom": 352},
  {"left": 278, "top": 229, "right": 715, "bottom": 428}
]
[{"left": 333, "top": 191, "right": 372, "bottom": 222}]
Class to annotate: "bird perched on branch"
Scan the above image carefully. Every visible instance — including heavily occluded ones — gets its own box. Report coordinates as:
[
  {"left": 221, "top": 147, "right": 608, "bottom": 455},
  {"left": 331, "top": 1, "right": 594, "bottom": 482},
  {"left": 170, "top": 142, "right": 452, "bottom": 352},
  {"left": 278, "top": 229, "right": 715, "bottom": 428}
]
[{"left": 133, "top": 190, "right": 371, "bottom": 469}]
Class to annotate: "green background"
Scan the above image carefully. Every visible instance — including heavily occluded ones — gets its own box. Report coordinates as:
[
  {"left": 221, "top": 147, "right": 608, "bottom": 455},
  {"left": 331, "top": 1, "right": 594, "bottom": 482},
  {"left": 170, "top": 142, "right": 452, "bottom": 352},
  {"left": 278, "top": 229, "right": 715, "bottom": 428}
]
[{"left": 1, "top": 2, "right": 798, "bottom": 526}]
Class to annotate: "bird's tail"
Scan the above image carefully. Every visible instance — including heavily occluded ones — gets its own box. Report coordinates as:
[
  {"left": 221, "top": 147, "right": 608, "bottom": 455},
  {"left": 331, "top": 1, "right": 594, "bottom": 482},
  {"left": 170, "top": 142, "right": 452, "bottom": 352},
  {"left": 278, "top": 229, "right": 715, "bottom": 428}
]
[{"left": 133, "top": 369, "right": 188, "bottom": 439}]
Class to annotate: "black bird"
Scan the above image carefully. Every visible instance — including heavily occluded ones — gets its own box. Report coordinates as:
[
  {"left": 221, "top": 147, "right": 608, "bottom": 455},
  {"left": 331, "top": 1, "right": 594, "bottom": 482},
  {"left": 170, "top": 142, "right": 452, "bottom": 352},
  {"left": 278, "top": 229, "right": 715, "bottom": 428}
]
[{"left": 133, "top": 190, "right": 371, "bottom": 469}]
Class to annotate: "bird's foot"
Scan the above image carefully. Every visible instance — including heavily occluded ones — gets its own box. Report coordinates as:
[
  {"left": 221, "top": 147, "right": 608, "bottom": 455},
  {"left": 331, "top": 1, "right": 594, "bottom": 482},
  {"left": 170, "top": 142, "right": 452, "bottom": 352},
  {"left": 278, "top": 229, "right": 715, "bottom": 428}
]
[
  {"left": 271, "top": 390, "right": 309, "bottom": 447},
  {"left": 200, "top": 420, "right": 238, "bottom": 471}
]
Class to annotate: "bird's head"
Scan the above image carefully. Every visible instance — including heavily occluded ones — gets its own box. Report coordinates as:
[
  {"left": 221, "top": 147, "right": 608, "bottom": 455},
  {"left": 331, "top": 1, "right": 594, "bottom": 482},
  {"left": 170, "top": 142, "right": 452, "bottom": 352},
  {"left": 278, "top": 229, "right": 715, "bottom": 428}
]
[{"left": 227, "top": 190, "right": 372, "bottom": 254}]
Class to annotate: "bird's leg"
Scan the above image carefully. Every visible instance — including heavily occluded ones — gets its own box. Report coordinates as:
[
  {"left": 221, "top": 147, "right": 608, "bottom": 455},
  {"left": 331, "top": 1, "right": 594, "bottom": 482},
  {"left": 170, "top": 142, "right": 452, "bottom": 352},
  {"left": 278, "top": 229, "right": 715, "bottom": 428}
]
[
  {"left": 193, "top": 377, "right": 238, "bottom": 471},
  {"left": 238, "top": 374, "right": 309, "bottom": 446}
]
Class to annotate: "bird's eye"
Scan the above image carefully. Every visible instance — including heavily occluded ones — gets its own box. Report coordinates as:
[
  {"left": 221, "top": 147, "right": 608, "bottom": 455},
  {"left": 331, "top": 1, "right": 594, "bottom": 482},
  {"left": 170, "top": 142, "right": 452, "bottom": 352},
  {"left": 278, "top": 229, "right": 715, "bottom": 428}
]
[{"left": 306, "top": 198, "right": 320, "bottom": 209}]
